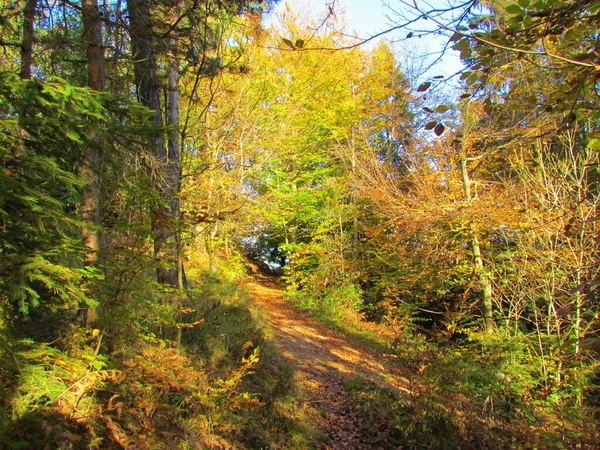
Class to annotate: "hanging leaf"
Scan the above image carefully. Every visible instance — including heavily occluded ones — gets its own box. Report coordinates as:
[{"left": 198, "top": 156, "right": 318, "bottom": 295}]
[
  {"left": 424, "top": 121, "right": 437, "bottom": 130},
  {"left": 282, "top": 38, "right": 295, "bottom": 49},
  {"left": 449, "top": 31, "right": 463, "bottom": 42},
  {"left": 423, "top": 107, "right": 434, "bottom": 113},
  {"left": 406, "top": 32, "right": 414, "bottom": 39},
  {"left": 417, "top": 82, "right": 432, "bottom": 92},
  {"left": 295, "top": 39, "right": 305, "bottom": 48},
  {"left": 467, "top": 72, "right": 479, "bottom": 86},
  {"left": 453, "top": 38, "right": 470, "bottom": 52},
  {"left": 435, "top": 105, "right": 450, "bottom": 113},
  {"left": 434, "top": 123, "right": 446, "bottom": 136}
]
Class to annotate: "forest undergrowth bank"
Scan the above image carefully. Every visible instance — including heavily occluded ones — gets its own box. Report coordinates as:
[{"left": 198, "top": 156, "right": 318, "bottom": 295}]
[
  {"left": 0, "top": 255, "right": 321, "bottom": 449},
  {"left": 283, "top": 277, "right": 600, "bottom": 449}
]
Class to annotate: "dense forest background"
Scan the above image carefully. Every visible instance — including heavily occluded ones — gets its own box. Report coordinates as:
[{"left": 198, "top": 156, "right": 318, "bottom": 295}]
[{"left": 0, "top": 0, "right": 599, "bottom": 448}]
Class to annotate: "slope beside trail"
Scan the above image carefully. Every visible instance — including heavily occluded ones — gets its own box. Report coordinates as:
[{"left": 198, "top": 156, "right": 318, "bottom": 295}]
[{"left": 248, "top": 275, "right": 412, "bottom": 449}]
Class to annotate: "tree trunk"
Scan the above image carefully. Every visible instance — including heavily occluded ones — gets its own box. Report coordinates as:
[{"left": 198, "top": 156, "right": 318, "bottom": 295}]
[
  {"left": 83, "top": 0, "right": 105, "bottom": 91},
  {"left": 128, "top": 0, "right": 178, "bottom": 287},
  {"left": 460, "top": 157, "right": 495, "bottom": 333},
  {"left": 20, "top": 0, "right": 36, "bottom": 79},
  {"left": 167, "top": 29, "right": 181, "bottom": 287},
  {"left": 78, "top": 0, "right": 106, "bottom": 327},
  {"left": 167, "top": 19, "right": 185, "bottom": 349}
]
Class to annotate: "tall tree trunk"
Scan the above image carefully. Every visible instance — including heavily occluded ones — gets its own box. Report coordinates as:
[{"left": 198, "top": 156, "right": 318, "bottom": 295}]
[
  {"left": 167, "top": 29, "right": 181, "bottom": 286},
  {"left": 83, "top": 0, "right": 105, "bottom": 91},
  {"left": 79, "top": 0, "right": 106, "bottom": 326},
  {"left": 167, "top": 17, "right": 185, "bottom": 349},
  {"left": 128, "top": 0, "right": 178, "bottom": 287},
  {"left": 20, "top": 0, "right": 36, "bottom": 79},
  {"left": 460, "top": 157, "right": 495, "bottom": 333}
]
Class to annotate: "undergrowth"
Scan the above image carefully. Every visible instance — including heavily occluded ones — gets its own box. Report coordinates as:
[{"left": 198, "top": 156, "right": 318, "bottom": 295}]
[
  {"left": 345, "top": 375, "right": 467, "bottom": 450},
  {"left": 285, "top": 281, "right": 600, "bottom": 449},
  {"left": 0, "top": 256, "right": 320, "bottom": 449}
]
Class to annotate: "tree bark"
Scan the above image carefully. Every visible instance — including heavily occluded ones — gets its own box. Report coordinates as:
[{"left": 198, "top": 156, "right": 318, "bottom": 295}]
[
  {"left": 167, "top": 16, "right": 185, "bottom": 349},
  {"left": 83, "top": 0, "right": 105, "bottom": 91},
  {"left": 78, "top": 0, "right": 106, "bottom": 327},
  {"left": 128, "top": 0, "right": 178, "bottom": 287},
  {"left": 20, "top": 0, "right": 36, "bottom": 79},
  {"left": 168, "top": 29, "right": 182, "bottom": 286}
]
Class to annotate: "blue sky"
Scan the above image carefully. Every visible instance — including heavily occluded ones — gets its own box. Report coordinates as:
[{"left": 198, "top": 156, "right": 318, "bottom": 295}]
[{"left": 268, "top": 0, "right": 465, "bottom": 79}]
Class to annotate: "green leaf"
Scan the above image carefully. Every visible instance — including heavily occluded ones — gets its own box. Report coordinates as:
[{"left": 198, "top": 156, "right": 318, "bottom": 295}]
[
  {"left": 65, "top": 130, "right": 82, "bottom": 143},
  {"left": 449, "top": 31, "right": 463, "bottom": 42},
  {"left": 282, "top": 38, "right": 295, "bottom": 49},
  {"left": 92, "top": 360, "right": 105, "bottom": 370},
  {"left": 453, "top": 38, "right": 470, "bottom": 52},
  {"left": 460, "top": 46, "right": 472, "bottom": 59},
  {"left": 588, "top": 138, "right": 600, "bottom": 150},
  {"left": 518, "top": 0, "right": 530, "bottom": 8},
  {"left": 435, "top": 105, "right": 450, "bottom": 113},
  {"left": 424, "top": 121, "right": 437, "bottom": 130},
  {"left": 506, "top": 4, "right": 524, "bottom": 14},
  {"left": 417, "top": 82, "right": 432, "bottom": 92},
  {"left": 467, "top": 72, "right": 479, "bottom": 86}
]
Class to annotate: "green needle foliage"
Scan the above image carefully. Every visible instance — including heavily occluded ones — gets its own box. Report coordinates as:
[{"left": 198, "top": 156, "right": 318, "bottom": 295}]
[{"left": 0, "top": 73, "right": 104, "bottom": 322}]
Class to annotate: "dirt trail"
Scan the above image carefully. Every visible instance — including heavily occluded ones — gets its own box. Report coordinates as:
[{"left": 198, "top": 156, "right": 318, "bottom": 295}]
[{"left": 248, "top": 276, "right": 412, "bottom": 449}]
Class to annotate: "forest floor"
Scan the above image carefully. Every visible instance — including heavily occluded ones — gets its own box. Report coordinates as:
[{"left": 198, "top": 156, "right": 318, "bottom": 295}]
[{"left": 248, "top": 275, "right": 413, "bottom": 449}]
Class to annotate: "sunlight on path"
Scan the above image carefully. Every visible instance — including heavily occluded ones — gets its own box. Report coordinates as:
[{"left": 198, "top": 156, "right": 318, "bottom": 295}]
[{"left": 248, "top": 277, "right": 412, "bottom": 449}]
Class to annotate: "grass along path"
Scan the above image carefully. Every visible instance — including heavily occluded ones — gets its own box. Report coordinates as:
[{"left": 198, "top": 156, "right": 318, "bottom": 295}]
[{"left": 248, "top": 275, "right": 412, "bottom": 449}]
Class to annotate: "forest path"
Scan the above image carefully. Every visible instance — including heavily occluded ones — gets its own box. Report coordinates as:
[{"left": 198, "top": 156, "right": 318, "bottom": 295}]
[{"left": 248, "top": 275, "right": 412, "bottom": 449}]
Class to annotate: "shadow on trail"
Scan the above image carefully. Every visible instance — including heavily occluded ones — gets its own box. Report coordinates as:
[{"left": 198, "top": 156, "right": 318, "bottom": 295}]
[
  {"left": 248, "top": 278, "right": 422, "bottom": 449},
  {"left": 250, "top": 278, "right": 410, "bottom": 393},
  {"left": 249, "top": 275, "right": 572, "bottom": 450}
]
